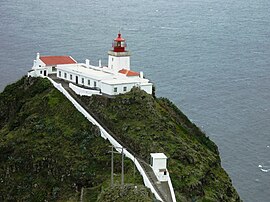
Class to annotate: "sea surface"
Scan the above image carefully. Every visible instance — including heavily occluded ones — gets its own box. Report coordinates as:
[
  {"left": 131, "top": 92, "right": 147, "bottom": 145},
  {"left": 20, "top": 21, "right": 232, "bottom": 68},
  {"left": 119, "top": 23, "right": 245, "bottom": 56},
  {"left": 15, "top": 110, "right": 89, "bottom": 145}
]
[{"left": 0, "top": 0, "right": 269, "bottom": 201}]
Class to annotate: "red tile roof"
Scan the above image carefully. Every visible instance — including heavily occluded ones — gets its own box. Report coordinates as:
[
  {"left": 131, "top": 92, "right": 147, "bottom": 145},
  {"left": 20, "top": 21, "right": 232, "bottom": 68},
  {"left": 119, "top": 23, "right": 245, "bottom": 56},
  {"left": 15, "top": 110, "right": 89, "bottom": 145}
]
[
  {"left": 119, "top": 69, "right": 140, "bottom": 77},
  {"left": 40, "top": 56, "right": 77, "bottom": 66}
]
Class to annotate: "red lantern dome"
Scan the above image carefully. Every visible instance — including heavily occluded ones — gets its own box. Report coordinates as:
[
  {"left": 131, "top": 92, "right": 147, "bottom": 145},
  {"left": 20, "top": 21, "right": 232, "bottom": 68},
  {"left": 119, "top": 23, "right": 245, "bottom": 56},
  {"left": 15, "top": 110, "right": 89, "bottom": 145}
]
[{"left": 112, "top": 33, "right": 127, "bottom": 52}]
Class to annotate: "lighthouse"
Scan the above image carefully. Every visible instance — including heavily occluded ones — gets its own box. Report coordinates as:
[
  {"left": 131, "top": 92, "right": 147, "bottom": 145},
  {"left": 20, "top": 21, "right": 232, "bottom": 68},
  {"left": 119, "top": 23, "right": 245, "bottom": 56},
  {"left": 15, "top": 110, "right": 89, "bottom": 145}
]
[
  {"left": 108, "top": 32, "right": 131, "bottom": 71},
  {"left": 29, "top": 33, "right": 153, "bottom": 95}
]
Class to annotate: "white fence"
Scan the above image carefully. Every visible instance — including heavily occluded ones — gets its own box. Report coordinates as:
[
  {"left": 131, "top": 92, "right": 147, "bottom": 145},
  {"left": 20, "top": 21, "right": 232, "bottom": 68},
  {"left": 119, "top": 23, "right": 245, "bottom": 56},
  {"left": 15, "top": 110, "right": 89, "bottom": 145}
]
[{"left": 69, "top": 83, "right": 101, "bottom": 96}]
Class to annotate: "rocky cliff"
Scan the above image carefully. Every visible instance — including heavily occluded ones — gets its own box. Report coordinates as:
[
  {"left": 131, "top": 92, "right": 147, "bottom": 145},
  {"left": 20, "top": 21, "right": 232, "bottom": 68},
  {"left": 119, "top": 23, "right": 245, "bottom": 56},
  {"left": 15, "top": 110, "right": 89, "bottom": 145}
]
[{"left": 0, "top": 76, "right": 241, "bottom": 201}]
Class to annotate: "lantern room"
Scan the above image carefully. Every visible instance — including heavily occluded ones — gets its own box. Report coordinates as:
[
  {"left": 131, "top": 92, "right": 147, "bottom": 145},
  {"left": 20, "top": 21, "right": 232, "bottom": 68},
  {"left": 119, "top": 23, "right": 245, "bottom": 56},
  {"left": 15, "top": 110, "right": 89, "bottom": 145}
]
[
  {"left": 113, "top": 33, "right": 127, "bottom": 52},
  {"left": 108, "top": 32, "right": 131, "bottom": 71}
]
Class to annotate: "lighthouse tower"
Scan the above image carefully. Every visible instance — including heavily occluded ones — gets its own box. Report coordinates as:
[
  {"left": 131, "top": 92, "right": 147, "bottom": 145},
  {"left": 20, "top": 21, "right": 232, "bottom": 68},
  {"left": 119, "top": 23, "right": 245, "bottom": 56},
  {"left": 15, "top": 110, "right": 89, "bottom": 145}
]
[{"left": 108, "top": 33, "right": 131, "bottom": 71}]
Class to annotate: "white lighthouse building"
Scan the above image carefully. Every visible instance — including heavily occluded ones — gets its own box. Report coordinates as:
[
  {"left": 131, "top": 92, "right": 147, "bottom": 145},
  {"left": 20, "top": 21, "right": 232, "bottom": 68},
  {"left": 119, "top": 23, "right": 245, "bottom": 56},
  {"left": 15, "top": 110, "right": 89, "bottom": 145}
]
[
  {"left": 28, "top": 33, "right": 153, "bottom": 96},
  {"left": 108, "top": 33, "right": 131, "bottom": 71}
]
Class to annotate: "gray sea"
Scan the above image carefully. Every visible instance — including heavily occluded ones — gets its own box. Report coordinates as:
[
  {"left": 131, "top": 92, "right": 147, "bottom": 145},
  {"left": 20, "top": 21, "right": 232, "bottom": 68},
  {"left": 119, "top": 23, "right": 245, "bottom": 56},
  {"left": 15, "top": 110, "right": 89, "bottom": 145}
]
[{"left": 1, "top": 0, "right": 269, "bottom": 201}]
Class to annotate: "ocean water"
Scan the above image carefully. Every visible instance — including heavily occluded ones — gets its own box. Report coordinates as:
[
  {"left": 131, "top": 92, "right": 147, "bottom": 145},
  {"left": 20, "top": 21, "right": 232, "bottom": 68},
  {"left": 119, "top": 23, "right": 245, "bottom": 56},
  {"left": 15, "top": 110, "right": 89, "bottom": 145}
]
[{"left": 0, "top": 0, "right": 270, "bottom": 201}]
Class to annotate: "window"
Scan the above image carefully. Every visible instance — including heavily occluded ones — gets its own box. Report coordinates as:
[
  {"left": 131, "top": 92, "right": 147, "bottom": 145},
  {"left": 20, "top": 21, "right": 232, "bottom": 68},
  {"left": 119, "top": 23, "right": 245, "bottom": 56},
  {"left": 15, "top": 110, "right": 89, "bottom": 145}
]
[
  {"left": 82, "top": 78, "right": 84, "bottom": 84},
  {"left": 70, "top": 74, "right": 72, "bottom": 80},
  {"left": 94, "top": 81, "right": 96, "bottom": 87},
  {"left": 114, "top": 87, "right": 117, "bottom": 92},
  {"left": 88, "top": 80, "right": 90, "bottom": 85},
  {"left": 59, "top": 71, "right": 61, "bottom": 77},
  {"left": 123, "top": 86, "right": 127, "bottom": 92},
  {"left": 52, "top": 67, "right": 56, "bottom": 72},
  {"left": 112, "top": 58, "right": 114, "bottom": 61},
  {"left": 40, "top": 71, "right": 42, "bottom": 74},
  {"left": 64, "top": 73, "right": 67, "bottom": 78},
  {"left": 39, "top": 65, "right": 41, "bottom": 67}
]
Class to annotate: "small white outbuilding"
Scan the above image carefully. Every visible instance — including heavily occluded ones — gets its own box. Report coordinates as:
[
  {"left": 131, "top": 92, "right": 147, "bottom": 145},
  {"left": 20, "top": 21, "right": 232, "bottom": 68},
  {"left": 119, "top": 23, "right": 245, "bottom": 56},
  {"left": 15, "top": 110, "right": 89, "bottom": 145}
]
[
  {"left": 28, "top": 53, "right": 77, "bottom": 77},
  {"left": 150, "top": 153, "right": 168, "bottom": 182}
]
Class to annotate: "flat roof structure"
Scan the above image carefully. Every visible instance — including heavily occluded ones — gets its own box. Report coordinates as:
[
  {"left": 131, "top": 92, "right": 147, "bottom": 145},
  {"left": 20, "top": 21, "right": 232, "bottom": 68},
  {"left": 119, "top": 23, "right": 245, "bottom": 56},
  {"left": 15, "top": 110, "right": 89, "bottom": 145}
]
[
  {"left": 150, "top": 153, "right": 168, "bottom": 159},
  {"left": 57, "top": 63, "right": 150, "bottom": 85}
]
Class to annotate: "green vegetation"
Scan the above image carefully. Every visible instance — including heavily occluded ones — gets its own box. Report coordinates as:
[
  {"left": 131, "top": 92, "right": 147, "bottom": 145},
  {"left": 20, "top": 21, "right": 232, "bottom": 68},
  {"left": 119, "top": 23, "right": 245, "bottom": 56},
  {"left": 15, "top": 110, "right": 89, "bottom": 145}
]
[
  {"left": 0, "top": 77, "right": 147, "bottom": 201},
  {"left": 97, "top": 184, "right": 154, "bottom": 202},
  {"left": 0, "top": 76, "right": 241, "bottom": 201},
  {"left": 81, "top": 87, "right": 241, "bottom": 201}
]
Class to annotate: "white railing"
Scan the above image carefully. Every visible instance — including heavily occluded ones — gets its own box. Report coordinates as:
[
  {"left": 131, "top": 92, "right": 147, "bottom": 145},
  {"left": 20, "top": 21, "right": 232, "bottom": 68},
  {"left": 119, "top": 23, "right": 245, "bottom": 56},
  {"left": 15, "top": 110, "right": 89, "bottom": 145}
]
[{"left": 69, "top": 83, "right": 101, "bottom": 96}]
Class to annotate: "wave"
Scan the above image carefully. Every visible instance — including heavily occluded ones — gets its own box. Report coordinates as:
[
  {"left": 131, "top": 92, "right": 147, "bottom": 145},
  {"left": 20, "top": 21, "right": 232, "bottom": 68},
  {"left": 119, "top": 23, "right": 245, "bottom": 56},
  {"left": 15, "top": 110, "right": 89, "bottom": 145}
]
[
  {"left": 258, "top": 164, "right": 270, "bottom": 172},
  {"left": 261, "top": 168, "right": 270, "bottom": 172},
  {"left": 123, "top": 28, "right": 139, "bottom": 31},
  {"left": 160, "top": 26, "right": 180, "bottom": 30}
]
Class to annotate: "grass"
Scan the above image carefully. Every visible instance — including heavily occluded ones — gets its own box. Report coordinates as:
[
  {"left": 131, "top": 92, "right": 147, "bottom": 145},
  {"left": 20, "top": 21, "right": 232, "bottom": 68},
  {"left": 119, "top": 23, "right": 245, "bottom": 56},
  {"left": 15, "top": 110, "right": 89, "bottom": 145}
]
[
  {"left": 0, "top": 77, "right": 241, "bottom": 201},
  {"left": 0, "top": 77, "right": 146, "bottom": 201}
]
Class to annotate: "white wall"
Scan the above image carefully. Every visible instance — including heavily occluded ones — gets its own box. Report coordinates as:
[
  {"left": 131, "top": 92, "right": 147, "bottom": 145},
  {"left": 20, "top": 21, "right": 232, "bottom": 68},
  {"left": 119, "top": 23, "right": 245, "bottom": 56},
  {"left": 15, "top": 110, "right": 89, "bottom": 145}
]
[
  {"left": 56, "top": 69, "right": 152, "bottom": 96},
  {"left": 32, "top": 58, "right": 57, "bottom": 75},
  {"left": 156, "top": 170, "right": 168, "bottom": 182},
  {"left": 108, "top": 55, "right": 130, "bottom": 71},
  {"left": 153, "top": 158, "right": 167, "bottom": 170},
  {"left": 140, "top": 84, "right": 153, "bottom": 94},
  {"left": 27, "top": 70, "right": 37, "bottom": 77},
  {"left": 32, "top": 56, "right": 47, "bottom": 77},
  {"left": 57, "top": 69, "right": 99, "bottom": 89},
  {"left": 100, "top": 83, "right": 113, "bottom": 95},
  {"left": 33, "top": 68, "right": 48, "bottom": 77},
  {"left": 45, "top": 66, "right": 54, "bottom": 74},
  {"left": 152, "top": 157, "right": 168, "bottom": 182},
  {"left": 69, "top": 83, "right": 101, "bottom": 96},
  {"left": 101, "top": 82, "right": 137, "bottom": 95},
  {"left": 34, "top": 58, "right": 46, "bottom": 68}
]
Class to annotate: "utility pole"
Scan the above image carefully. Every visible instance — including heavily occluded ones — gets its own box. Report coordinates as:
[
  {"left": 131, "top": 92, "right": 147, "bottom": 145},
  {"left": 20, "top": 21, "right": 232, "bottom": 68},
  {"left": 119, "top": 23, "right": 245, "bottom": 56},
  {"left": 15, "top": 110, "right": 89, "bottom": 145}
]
[
  {"left": 111, "top": 145, "right": 114, "bottom": 188},
  {"left": 121, "top": 147, "right": 124, "bottom": 187},
  {"left": 133, "top": 156, "right": 136, "bottom": 183},
  {"left": 109, "top": 146, "right": 125, "bottom": 188}
]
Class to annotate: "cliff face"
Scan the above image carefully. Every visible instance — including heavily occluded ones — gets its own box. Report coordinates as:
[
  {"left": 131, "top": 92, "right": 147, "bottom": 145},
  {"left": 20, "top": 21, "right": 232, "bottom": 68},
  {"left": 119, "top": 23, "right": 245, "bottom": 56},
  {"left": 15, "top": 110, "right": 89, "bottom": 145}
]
[
  {"left": 0, "top": 76, "right": 240, "bottom": 201},
  {"left": 0, "top": 77, "right": 147, "bottom": 201}
]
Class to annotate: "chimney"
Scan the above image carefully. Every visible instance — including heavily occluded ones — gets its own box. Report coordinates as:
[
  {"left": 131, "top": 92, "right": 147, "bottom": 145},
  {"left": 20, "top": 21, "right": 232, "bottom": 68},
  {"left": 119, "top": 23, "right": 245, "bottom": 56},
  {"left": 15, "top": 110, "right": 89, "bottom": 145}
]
[
  {"left": 33, "top": 60, "right": 37, "bottom": 68},
  {"left": 140, "top": 71, "right": 144, "bottom": 78},
  {"left": 36, "top": 52, "right": 40, "bottom": 60},
  {"left": 85, "top": 59, "right": 90, "bottom": 66},
  {"left": 99, "top": 59, "right": 102, "bottom": 67}
]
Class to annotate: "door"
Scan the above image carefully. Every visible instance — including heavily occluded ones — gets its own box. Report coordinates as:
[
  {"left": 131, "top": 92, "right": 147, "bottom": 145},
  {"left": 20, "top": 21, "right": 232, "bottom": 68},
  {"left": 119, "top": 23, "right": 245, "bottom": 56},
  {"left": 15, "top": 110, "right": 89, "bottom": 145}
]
[
  {"left": 76, "top": 76, "right": 78, "bottom": 84},
  {"left": 44, "top": 70, "right": 47, "bottom": 76}
]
